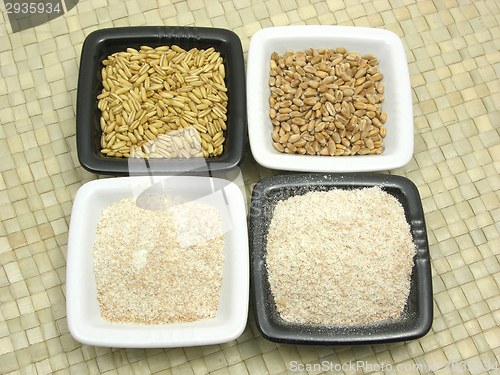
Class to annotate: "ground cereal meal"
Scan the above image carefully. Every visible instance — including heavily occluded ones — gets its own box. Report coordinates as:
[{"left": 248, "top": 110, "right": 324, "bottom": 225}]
[
  {"left": 266, "top": 187, "right": 415, "bottom": 325},
  {"left": 93, "top": 196, "right": 224, "bottom": 324}
]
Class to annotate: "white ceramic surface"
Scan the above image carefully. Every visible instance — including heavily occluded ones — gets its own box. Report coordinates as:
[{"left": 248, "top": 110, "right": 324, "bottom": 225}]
[
  {"left": 246, "top": 25, "right": 414, "bottom": 172},
  {"left": 66, "top": 176, "right": 249, "bottom": 348}
]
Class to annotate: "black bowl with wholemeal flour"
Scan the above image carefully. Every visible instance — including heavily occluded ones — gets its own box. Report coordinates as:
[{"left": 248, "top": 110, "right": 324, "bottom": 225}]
[
  {"left": 77, "top": 26, "right": 247, "bottom": 175},
  {"left": 249, "top": 173, "right": 432, "bottom": 345}
]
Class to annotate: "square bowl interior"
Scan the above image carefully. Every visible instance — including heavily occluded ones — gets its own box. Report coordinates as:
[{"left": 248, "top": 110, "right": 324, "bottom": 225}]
[
  {"left": 246, "top": 26, "right": 414, "bottom": 172},
  {"left": 249, "top": 173, "right": 432, "bottom": 345},
  {"left": 77, "top": 26, "right": 247, "bottom": 176},
  {"left": 66, "top": 176, "right": 249, "bottom": 348}
]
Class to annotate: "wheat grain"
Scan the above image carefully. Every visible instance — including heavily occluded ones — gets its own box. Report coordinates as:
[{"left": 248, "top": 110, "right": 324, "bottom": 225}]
[{"left": 269, "top": 48, "right": 387, "bottom": 156}]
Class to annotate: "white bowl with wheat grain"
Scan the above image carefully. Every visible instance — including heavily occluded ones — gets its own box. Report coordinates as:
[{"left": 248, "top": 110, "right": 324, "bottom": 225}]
[
  {"left": 66, "top": 175, "right": 249, "bottom": 348},
  {"left": 246, "top": 25, "right": 413, "bottom": 172}
]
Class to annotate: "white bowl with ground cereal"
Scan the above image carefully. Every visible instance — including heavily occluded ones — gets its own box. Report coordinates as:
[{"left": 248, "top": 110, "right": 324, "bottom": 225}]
[
  {"left": 247, "top": 26, "right": 413, "bottom": 172},
  {"left": 66, "top": 176, "right": 249, "bottom": 348}
]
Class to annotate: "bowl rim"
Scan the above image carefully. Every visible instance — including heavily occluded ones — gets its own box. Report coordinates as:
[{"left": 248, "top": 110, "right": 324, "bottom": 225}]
[
  {"left": 76, "top": 26, "right": 247, "bottom": 176},
  {"left": 249, "top": 173, "right": 433, "bottom": 345},
  {"left": 246, "top": 25, "right": 414, "bottom": 173}
]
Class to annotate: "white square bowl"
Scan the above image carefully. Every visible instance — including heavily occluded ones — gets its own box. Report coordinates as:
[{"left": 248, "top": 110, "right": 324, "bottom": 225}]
[
  {"left": 66, "top": 176, "right": 249, "bottom": 348},
  {"left": 246, "top": 25, "right": 414, "bottom": 172}
]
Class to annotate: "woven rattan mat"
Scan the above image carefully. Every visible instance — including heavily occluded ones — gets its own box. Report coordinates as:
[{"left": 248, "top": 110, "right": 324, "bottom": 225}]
[{"left": 1, "top": 0, "right": 500, "bottom": 374}]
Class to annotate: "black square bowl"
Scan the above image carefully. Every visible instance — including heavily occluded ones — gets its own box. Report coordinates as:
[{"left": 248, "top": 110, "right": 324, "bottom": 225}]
[
  {"left": 77, "top": 26, "right": 247, "bottom": 175},
  {"left": 249, "top": 173, "right": 433, "bottom": 345}
]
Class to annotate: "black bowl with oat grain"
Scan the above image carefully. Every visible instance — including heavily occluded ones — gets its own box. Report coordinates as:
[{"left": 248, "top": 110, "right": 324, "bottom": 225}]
[
  {"left": 77, "top": 26, "right": 247, "bottom": 176},
  {"left": 249, "top": 173, "right": 432, "bottom": 345}
]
